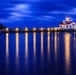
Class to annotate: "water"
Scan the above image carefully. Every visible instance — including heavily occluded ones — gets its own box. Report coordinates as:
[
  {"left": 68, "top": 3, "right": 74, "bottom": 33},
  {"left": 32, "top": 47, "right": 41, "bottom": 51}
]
[{"left": 0, "top": 32, "right": 76, "bottom": 75}]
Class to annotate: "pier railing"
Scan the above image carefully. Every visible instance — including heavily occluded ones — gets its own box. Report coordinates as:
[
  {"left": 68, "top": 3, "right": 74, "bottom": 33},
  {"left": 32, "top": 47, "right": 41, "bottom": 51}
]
[{"left": 0, "top": 27, "right": 76, "bottom": 33}]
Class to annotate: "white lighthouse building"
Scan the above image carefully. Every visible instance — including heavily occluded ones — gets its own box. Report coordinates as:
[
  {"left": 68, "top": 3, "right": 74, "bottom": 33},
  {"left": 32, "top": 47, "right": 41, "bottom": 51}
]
[{"left": 59, "top": 17, "right": 76, "bottom": 29}]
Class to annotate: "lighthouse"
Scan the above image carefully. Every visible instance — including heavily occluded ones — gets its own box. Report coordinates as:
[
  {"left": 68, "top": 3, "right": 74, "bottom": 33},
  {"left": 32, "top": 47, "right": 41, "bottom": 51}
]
[{"left": 59, "top": 17, "right": 76, "bottom": 29}]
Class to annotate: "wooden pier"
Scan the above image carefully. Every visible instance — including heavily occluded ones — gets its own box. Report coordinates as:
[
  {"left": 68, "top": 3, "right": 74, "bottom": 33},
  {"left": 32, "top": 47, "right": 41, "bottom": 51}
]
[{"left": 0, "top": 28, "right": 76, "bottom": 33}]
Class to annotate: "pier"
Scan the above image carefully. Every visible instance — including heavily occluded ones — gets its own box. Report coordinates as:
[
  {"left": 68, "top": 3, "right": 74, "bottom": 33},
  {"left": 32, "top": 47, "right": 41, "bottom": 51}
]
[{"left": 0, "top": 28, "right": 76, "bottom": 33}]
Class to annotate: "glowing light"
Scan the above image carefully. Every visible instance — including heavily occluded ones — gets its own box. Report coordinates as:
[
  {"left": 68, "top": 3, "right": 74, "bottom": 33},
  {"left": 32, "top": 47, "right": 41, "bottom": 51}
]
[
  {"left": 25, "top": 28, "right": 28, "bottom": 31},
  {"left": 16, "top": 33, "right": 19, "bottom": 73},
  {"left": 33, "top": 28, "right": 36, "bottom": 31},
  {"left": 6, "top": 28, "right": 8, "bottom": 31},
  {"left": 33, "top": 32, "right": 36, "bottom": 62},
  {"left": 64, "top": 33, "right": 71, "bottom": 75},
  {"left": 33, "top": 32, "right": 36, "bottom": 53},
  {"left": 6, "top": 33, "right": 9, "bottom": 56},
  {"left": 25, "top": 32, "right": 28, "bottom": 67},
  {"left": 47, "top": 31, "right": 50, "bottom": 53},
  {"left": 16, "top": 33, "right": 19, "bottom": 58},
  {"left": 54, "top": 28, "right": 57, "bottom": 30},
  {"left": 54, "top": 32, "right": 57, "bottom": 58},
  {"left": 16, "top": 28, "right": 19, "bottom": 31},
  {"left": 41, "top": 32, "right": 44, "bottom": 65},
  {"left": 66, "top": 17, "right": 70, "bottom": 21},
  {"left": 41, "top": 32, "right": 44, "bottom": 53},
  {"left": 41, "top": 28, "right": 43, "bottom": 31},
  {"left": 6, "top": 33, "right": 9, "bottom": 75},
  {"left": 25, "top": 32, "right": 28, "bottom": 58},
  {"left": 47, "top": 28, "right": 50, "bottom": 31}
]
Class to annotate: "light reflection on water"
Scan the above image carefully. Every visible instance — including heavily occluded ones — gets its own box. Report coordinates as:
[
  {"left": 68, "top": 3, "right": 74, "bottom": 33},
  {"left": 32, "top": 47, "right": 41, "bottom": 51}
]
[
  {"left": 6, "top": 33, "right": 9, "bottom": 62},
  {"left": 16, "top": 33, "right": 19, "bottom": 65},
  {"left": 25, "top": 32, "right": 28, "bottom": 65},
  {"left": 33, "top": 32, "right": 36, "bottom": 61},
  {"left": 16, "top": 33, "right": 19, "bottom": 75},
  {"left": 4, "top": 32, "right": 76, "bottom": 75},
  {"left": 47, "top": 31, "right": 50, "bottom": 57},
  {"left": 54, "top": 32, "right": 57, "bottom": 61},
  {"left": 40, "top": 32, "right": 44, "bottom": 73},
  {"left": 41, "top": 32, "right": 44, "bottom": 53},
  {"left": 64, "top": 33, "right": 71, "bottom": 75},
  {"left": 6, "top": 33, "right": 9, "bottom": 75},
  {"left": 54, "top": 32, "right": 58, "bottom": 72}
]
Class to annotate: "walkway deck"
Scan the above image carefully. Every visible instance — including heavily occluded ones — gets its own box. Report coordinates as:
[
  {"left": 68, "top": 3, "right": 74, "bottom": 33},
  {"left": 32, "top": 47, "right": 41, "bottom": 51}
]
[{"left": 0, "top": 28, "right": 76, "bottom": 33}]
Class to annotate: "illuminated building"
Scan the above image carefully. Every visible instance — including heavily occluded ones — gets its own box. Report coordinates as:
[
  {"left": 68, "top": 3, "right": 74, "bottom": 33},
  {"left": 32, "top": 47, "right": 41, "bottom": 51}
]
[{"left": 59, "top": 16, "right": 76, "bottom": 29}]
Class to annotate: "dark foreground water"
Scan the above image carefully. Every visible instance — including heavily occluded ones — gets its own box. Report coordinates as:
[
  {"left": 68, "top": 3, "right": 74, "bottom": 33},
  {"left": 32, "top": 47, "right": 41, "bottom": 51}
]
[{"left": 0, "top": 32, "right": 76, "bottom": 75}]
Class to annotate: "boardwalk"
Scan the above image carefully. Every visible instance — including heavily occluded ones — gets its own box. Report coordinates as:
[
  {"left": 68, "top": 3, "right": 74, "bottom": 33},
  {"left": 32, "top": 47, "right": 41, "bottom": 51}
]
[{"left": 0, "top": 28, "right": 76, "bottom": 33}]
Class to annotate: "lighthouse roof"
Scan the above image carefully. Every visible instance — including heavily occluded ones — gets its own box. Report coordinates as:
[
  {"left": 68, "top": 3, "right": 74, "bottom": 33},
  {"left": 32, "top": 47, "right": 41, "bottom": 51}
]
[
  {"left": 59, "top": 21, "right": 73, "bottom": 25},
  {"left": 59, "top": 16, "right": 76, "bottom": 25}
]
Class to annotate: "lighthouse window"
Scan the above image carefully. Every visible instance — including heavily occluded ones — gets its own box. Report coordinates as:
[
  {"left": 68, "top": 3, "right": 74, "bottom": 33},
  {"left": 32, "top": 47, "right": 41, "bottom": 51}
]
[
  {"left": 66, "top": 26, "right": 68, "bottom": 28},
  {"left": 60, "top": 26, "right": 62, "bottom": 28},
  {"left": 69, "top": 26, "right": 71, "bottom": 27}
]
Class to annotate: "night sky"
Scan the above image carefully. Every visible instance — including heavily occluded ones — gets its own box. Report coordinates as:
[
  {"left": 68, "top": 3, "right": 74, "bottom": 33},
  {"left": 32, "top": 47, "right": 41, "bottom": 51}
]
[{"left": 0, "top": 0, "right": 76, "bottom": 28}]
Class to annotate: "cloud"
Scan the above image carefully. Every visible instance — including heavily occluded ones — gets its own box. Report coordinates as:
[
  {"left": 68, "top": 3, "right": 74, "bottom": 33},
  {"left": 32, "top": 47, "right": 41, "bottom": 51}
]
[
  {"left": 0, "top": 0, "right": 76, "bottom": 27},
  {"left": 49, "top": 8, "right": 76, "bottom": 15},
  {"left": 35, "top": 15, "right": 58, "bottom": 21},
  {"left": 68, "top": 8, "right": 76, "bottom": 15},
  {"left": 0, "top": 19, "right": 7, "bottom": 23},
  {"left": 1, "top": 4, "right": 33, "bottom": 23},
  {"left": 9, "top": 4, "right": 30, "bottom": 11},
  {"left": 9, "top": 4, "right": 32, "bottom": 15}
]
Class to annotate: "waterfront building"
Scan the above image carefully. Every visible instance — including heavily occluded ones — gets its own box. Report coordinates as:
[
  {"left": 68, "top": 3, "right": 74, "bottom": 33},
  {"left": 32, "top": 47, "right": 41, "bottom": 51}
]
[{"left": 59, "top": 17, "right": 76, "bottom": 29}]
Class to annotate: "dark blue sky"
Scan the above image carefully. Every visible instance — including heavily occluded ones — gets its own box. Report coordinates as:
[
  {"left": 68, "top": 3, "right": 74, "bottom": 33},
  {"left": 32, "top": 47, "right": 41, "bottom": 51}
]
[{"left": 0, "top": 0, "right": 76, "bottom": 28}]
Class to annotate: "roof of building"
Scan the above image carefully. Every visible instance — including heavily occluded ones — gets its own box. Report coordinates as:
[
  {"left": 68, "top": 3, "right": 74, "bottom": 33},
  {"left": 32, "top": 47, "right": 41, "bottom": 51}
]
[
  {"left": 59, "top": 21, "right": 73, "bottom": 25},
  {"left": 59, "top": 17, "right": 76, "bottom": 26}
]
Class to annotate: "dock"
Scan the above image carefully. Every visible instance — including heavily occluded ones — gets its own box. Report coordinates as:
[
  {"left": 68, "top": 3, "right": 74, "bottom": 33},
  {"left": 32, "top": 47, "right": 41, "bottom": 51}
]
[{"left": 0, "top": 28, "right": 76, "bottom": 33}]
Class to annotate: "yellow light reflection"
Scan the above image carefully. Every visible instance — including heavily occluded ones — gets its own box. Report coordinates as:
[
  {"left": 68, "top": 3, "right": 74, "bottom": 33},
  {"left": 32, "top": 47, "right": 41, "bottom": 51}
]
[
  {"left": 64, "top": 33, "right": 71, "bottom": 75},
  {"left": 41, "top": 32, "right": 44, "bottom": 53},
  {"left": 57, "top": 32, "right": 59, "bottom": 52},
  {"left": 54, "top": 32, "right": 57, "bottom": 58},
  {"left": 47, "top": 28, "right": 50, "bottom": 31},
  {"left": 25, "top": 32, "right": 29, "bottom": 71},
  {"left": 33, "top": 32, "right": 36, "bottom": 56},
  {"left": 16, "top": 33, "right": 19, "bottom": 65},
  {"left": 33, "top": 32, "right": 36, "bottom": 65},
  {"left": 25, "top": 32, "right": 28, "bottom": 60},
  {"left": 6, "top": 33, "right": 9, "bottom": 58},
  {"left": 47, "top": 31, "right": 50, "bottom": 56},
  {"left": 6, "top": 33, "right": 9, "bottom": 74},
  {"left": 47, "top": 31, "right": 50, "bottom": 66},
  {"left": 41, "top": 32, "right": 44, "bottom": 69}
]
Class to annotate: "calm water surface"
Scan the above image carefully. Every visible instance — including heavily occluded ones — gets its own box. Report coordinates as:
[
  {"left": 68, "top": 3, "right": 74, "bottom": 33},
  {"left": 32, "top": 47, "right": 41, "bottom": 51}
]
[{"left": 0, "top": 32, "right": 76, "bottom": 75}]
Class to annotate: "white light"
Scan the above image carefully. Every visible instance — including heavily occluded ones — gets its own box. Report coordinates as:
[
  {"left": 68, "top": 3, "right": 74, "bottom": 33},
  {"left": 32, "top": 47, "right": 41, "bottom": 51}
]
[
  {"left": 41, "top": 28, "right": 43, "bottom": 31},
  {"left": 25, "top": 28, "right": 28, "bottom": 31},
  {"left": 66, "top": 17, "right": 70, "bottom": 21},
  {"left": 6, "top": 28, "right": 8, "bottom": 31},
  {"left": 33, "top": 28, "right": 36, "bottom": 31}
]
